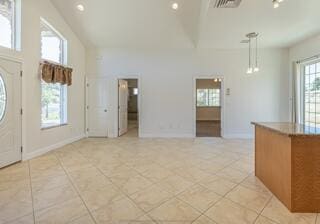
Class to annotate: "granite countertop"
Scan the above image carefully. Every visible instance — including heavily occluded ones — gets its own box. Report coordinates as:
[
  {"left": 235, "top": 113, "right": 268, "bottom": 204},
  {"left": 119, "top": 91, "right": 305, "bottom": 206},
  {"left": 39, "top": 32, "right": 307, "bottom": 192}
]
[{"left": 252, "top": 122, "right": 320, "bottom": 137}]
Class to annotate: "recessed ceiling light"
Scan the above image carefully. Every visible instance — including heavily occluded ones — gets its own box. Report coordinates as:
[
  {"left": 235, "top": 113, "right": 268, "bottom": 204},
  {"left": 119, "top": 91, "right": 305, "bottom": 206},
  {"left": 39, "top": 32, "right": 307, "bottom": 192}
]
[
  {"left": 172, "top": 2, "right": 179, "bottom": 10},
  {"left": 77, "top": 4, "right": 85, "bottom": 11}
]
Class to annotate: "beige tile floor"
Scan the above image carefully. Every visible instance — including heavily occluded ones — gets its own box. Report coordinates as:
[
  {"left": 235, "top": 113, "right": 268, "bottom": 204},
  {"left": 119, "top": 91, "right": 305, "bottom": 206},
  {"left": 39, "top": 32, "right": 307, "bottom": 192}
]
[{"left": 0, "top": 137, "right": 319, "bottom": 224}]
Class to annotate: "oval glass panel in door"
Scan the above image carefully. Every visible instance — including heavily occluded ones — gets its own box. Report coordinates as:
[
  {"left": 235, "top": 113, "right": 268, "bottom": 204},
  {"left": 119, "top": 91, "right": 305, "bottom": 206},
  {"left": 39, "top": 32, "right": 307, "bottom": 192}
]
[{"left": 0, "top": 73, "right": 6, "bottom": 121}]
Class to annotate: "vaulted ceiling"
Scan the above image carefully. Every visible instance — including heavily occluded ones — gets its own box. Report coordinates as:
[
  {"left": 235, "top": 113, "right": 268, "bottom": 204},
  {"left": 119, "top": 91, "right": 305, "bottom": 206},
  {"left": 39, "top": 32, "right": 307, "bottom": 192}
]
[{"left": 50, "top": 0, "right": 320, "bottom": 49}]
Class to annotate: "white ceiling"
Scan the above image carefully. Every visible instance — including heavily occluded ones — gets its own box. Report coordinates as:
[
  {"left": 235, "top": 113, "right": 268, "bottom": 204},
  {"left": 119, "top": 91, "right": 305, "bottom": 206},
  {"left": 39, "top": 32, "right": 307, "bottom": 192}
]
[{"left": 50, "top": 0, "right": 320, "bottom": 49}]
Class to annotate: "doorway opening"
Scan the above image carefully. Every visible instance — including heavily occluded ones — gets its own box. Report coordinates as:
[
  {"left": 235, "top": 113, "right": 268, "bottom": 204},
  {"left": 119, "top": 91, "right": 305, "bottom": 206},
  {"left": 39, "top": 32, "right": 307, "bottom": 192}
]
[
  {"left": 118, "top": 79, "right": 139, "bottom": 137},
  {"left": 195, "top": 78, "right": 222, "bottom": 137}
]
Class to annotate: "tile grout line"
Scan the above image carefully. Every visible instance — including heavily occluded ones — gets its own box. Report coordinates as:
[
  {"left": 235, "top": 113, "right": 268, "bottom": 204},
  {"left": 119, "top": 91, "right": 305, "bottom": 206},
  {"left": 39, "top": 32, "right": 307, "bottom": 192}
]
[
  {"left": 88, "top": 162, "right": 160, "bottom": 222},
  {"left": 173, "top": 195, "right": 218, "bottom": 224},
  {"left": 174, "top": 180, "right": 223, "bottom": 214},
  {"left": 74, "top": 145, "right": 158, "bottom": 223},
  {"left": 16, "top": 138, "right": 294, "bottom": 224},
  {"left": 74, "top": 146, "right": 201, "bottom": 224},
  {"left": 253, "top": 196, "right": 280, "bottom": 224},
  {"left": 53, "top": 149, "right": 98, "bottom": 224},
  {"left": 145, "top": 172, "right": 237, "bottom": 224},
  {"left": 27, "top": 161, "right": 36, "bottom": 224},
  {"left": 224, "top": 175, "right": 267, "bottom": 213},
  {"left": 195, "top": 173, "right": 258, "bottom": 224},
  {"left": 144, "top": 190, "right": 198, "bottom": 224},
  {"left": 82, "top": 140, "right": 252, "bottom": 224},
  {"left": 3, "top": 162, "right": 37, "bottom": 224}
]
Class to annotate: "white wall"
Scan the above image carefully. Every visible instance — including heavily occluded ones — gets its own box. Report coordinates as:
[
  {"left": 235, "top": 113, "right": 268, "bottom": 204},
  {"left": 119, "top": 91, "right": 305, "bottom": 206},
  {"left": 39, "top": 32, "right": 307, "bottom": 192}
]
[
  {"left": 289, "top": 35, "right": 320, "bottom": 121},
  {"left": 87, "top": 48, "right": 290, "bottom": 138},
  {"left": 289, "top": 35, "right": 320, "bottom": 62},
  {"left": 0, "top": 0, "right": 86, "bottom": 159}
]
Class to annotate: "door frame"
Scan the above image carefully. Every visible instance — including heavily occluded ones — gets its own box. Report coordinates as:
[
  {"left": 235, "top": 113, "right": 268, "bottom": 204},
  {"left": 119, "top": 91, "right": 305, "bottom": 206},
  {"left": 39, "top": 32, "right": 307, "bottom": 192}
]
[
  {"left": 85, "top": 77, "right": 90, "bottom": 137},
  {"left": 0, "top": 55, "right": 23, "bottom": 163},
  {"left": 85, "top": 77, "right": 89, "bottom": 137},
  {"left": 193, "top": 76, "right": 225, "bottom": 138},
  {"left": 85, "top": 77, "right": 109, "bottom": 137},
  {"left": 116, "top": 75, "right": 141, "bottom": 138}
]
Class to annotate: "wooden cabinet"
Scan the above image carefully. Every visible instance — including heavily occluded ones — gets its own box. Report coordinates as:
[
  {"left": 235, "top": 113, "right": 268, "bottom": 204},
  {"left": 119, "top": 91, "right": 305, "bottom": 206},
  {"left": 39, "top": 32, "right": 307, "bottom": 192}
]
[{"left": 254, "top": 123, "right": 320, "bottom": 212}]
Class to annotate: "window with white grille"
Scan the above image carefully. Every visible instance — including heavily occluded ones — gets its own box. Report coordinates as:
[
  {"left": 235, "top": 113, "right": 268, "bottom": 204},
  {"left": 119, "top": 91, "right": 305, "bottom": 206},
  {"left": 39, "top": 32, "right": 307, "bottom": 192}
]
[
  {"left": 40, "top": 19, "right": 68, "bottom": 129},
  {"left": 0, "top": 0, "right": 20, "bottom": 49},
  {"left": 302, "top": 60, "right": 320, "bottom": 129},
  {"left": 197, "top": 89, "right": 220, "bottom": 107}
]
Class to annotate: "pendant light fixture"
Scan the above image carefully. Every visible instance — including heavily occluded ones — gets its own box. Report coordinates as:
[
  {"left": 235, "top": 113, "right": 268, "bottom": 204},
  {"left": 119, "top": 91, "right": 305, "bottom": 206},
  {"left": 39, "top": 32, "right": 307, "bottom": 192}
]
[
  {"left": 273, "top": 0, "right": 279, "bottom": 8},
  {"left": 172, "top": 2, "right": 179, "bottom": 10},
  {"left": 245, "top": 32, "right": 259, "bottom": 74},
  {"left": 247, "top": 37, "right": 253, "bottom": 74},
  {"left": 254, "top": 34, "right": 259, "bottom": 72},
  {"left": 273, "top": 0, "right": 284, "bottom": 9}
]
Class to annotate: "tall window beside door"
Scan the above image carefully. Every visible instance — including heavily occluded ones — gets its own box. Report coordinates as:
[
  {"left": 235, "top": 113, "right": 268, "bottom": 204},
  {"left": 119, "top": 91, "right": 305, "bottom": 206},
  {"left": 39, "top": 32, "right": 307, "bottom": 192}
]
[
  {"left": 0, "top": 0, "right": 20, "bottom": 50},
  {"left": 303, "top": 61, "right": 320, "bottom": 128},
  {"left": 40, "top": 19, "right": 67, "bottom": 128}
]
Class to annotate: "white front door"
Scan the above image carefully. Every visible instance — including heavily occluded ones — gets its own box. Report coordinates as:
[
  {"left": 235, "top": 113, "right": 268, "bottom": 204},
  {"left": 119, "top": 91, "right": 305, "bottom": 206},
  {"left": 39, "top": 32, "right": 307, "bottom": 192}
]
[
  {"left": 86, "top": 78, "right": 108, "bottom": 137},
  {"left": 118, "top": 80, "right": 128, "bottom": 136},
  {"left": 0, "top": 58, "right": 22, "bottom": 168}
]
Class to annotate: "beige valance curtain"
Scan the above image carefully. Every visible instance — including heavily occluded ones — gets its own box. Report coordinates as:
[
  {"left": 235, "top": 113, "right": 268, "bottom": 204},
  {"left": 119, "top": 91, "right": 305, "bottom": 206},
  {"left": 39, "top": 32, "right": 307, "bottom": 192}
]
[{"left": 40, "top": 61, "right": 73, "bottom": 86}]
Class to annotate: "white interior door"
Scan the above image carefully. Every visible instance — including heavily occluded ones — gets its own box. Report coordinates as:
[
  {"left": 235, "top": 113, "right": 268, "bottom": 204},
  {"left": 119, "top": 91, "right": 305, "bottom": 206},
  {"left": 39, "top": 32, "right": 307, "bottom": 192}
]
[
  {"left": 0, "top": 58, "right": 22, "bottom": 168},
  {"left": 118, "top": 80, "right": 128, "bottom": 136},
  {"left": 87, "top": 78, "right": 108, "bottom": 137}
]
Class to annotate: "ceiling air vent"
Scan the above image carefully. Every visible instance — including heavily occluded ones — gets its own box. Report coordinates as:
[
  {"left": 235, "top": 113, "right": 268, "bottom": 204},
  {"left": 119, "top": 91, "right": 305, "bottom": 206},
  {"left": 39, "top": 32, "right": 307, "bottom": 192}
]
[{"left": 213, "top": 0, "right": 242, "bottom": 8}]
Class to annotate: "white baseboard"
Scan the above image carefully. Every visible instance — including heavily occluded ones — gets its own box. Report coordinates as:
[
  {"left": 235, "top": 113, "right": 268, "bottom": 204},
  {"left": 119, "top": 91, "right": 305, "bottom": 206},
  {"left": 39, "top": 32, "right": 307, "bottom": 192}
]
[
  {"left": 223, "top": 133, "right": 254, "bottom": 139},
  {"left": 140, "top": 132, "right": 253, "bottom": 139},
  {"left": 23, "top": 134, "right": 86, "bottom": 161},
  {"left": 22, "top": 132, "right": 251, "bottom": 161},
  {"left": 140, "top": 132, "right": 194, "bottom": 138}
]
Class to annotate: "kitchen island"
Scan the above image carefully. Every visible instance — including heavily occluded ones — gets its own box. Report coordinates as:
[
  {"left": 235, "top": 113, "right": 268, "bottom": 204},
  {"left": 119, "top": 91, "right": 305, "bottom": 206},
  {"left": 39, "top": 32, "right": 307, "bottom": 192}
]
[{"left": 253, "top": 122, "right": 320, "bottom": 213}]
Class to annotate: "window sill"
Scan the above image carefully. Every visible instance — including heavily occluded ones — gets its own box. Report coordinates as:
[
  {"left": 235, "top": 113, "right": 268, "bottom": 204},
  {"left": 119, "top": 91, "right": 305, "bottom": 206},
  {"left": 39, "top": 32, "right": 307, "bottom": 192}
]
[
  {"left": 41, "top": 123, "right": 68, "bottom": 131},
  {"left": 0, "top": 47, "right": 23, "bottom": 62},
  {"left": 197, "top": 106, "right": 221, "bottom": 108}
]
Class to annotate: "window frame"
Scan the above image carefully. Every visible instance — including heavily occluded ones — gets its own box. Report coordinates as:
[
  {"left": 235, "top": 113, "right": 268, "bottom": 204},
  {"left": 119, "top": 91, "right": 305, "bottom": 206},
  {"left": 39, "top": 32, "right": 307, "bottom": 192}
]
[
  {"left": 196, "top": 88, "right": 221, "bottom": 107},
  {"left": 0, "top": 0, "right": 21, "bottom": 50},
  {"left": 40, "top": 18, "right": 67, "bottom": 65},
  {"left": 301, "top": 59, "right": 320, "bottom": 129},
  {"left": 0, "top": 73, "right": 7, "bottom": 122},
  {"left": 40, "top": 18, "right": 68, "bottom": 130}
]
